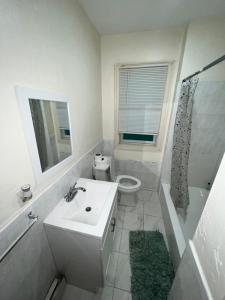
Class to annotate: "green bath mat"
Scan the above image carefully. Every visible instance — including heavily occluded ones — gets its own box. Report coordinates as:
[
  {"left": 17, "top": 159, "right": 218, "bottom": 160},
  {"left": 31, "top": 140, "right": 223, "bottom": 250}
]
[{"left": 129, "top": 231, "right": 174, "bottom": 300}]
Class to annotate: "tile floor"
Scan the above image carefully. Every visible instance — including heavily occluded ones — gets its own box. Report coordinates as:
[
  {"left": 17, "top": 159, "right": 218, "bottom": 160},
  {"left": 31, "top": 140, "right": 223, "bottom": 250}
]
[{"left": 61, "top": 189, "right": 166, "bottom": 300}]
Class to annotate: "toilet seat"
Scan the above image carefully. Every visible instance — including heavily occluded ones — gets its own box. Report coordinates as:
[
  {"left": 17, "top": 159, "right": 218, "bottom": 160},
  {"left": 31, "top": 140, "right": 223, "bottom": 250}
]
[{"left": 116, "top": 175, "right": 141, "bottom": 193}]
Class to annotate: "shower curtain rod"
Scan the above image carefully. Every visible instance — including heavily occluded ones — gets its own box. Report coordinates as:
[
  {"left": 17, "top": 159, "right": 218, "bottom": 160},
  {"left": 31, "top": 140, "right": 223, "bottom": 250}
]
[{"left": 182, "top": 54, "right": 225, "bottom": 82}]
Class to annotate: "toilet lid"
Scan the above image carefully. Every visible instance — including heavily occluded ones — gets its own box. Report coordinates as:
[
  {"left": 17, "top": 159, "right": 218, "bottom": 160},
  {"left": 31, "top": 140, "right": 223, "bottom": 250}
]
[{"left": 116, "top": 175, "right": 141, "bottom": 190}]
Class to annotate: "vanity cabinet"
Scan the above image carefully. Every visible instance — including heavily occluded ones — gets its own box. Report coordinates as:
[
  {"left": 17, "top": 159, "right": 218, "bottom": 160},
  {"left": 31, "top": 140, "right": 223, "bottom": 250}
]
[
  {"left": 44, "top": 180, "right": 118, "bottom": 293},
  {"left": 101, "top": 200, "right": 117, "bottom": 281}
]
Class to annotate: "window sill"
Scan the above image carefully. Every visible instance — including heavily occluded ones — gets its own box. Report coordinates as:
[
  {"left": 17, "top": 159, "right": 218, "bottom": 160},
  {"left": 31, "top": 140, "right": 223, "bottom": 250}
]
[{"left": 116, "top": 142, "right": 161, "bottom": 152}]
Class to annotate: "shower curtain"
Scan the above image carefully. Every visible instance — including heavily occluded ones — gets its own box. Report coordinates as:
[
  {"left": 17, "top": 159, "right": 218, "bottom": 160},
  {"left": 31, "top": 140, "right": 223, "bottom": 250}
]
[{"left": 170, "top": 77, "right": 199, "bottom": 215}]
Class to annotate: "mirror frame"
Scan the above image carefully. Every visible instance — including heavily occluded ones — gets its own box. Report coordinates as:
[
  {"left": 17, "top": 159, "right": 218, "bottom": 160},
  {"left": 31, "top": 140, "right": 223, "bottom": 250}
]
[{"left": 16, "top": 86, "right": 74, "bottom": 184}]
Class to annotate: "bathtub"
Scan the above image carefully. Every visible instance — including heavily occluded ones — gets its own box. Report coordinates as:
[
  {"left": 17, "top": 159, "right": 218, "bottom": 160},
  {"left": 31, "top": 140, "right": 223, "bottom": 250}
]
[
  {"left": 177, "top": 186, "right": 209, "bottom": 243},
  {"left": 159, "top": 183, "right": 208, "bottom": 269}
]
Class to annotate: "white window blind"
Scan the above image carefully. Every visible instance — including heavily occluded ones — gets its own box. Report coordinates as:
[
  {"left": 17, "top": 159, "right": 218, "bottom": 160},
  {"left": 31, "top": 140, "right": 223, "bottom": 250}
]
[
  {"left": 56, "top": 102, "right": 69, "bottom": 129},
  {"left": 118, "top": 65, "right": 168, "bottom": 134}
]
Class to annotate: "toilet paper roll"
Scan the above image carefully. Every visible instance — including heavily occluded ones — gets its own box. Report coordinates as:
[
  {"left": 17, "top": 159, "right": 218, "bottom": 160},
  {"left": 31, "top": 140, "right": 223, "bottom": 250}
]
[{"left": 95, "top": 153, "right": 103, "bottom": 163}]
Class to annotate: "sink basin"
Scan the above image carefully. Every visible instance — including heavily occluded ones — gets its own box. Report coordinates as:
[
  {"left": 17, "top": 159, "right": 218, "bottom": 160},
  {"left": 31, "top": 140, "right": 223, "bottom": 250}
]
[
  {"left": 44, "top": 178, "right": 118, "bottom": 237},
  {"left": 64, "top": 180, "right": 113, "bottom": 225}
]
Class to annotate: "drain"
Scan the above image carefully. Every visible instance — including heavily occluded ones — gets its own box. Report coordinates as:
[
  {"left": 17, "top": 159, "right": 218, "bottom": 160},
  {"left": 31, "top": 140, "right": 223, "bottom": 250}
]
[{"left": 85, "top": 206, "right": 92, "bottom": 212}]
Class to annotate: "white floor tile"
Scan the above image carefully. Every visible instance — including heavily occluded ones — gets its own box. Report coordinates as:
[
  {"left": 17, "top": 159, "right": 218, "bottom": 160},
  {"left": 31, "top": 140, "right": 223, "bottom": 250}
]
[
  {"left": 114, "top": 254, "right": 131, "bottom": 292},
  {"left": 105, "top": 252, "right": 119, "bottom": 286},
  {"left": 119, "top": 193, "right": 137, "bottom": 207},
  {"left": 119, "top": 229, "right": 130, "bottom": 254},
  {"left": 125, "top": 200, "right": 143, "bottom": 215},
  {"left": 144, "top": 214, "right": 163, "bottom": 231},
  {"left": 62, "top": 285, "right": 114, "bottom": 300},
  {"left": 61, "top": 284, "right": 94, "bottom": 300},
  {"left": 123, "top": 212, "right": 143, "bottom": 230},
  {"left": 95, "top": 286, "right": 114, "bottom": 300},
  {"left": 137, "top": 189, "right": 153, "bottom": 202},
  {"left": 116, "top": 210, "right": 125, "bottom": 228},
  {"left": 144, "top": 191, "right": 162, "bottom": 217},
  {"left": 118, "top": 204, "right": 126, "bottom": 212},
  {"left": 112, "top": 227, "right": 122, "bottom": 252},
  {"left": 113, "top": 288, "right": 132, "bottom": 300}
]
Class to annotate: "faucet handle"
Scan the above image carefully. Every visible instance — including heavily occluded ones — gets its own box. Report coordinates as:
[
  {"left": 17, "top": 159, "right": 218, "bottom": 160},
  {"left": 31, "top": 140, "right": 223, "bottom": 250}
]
[
  {"left": 64, "top": 192, "right": 69, "bottom": 200},
  {"left": 72, "top": 182, "right": 77, "bottom": 189}
]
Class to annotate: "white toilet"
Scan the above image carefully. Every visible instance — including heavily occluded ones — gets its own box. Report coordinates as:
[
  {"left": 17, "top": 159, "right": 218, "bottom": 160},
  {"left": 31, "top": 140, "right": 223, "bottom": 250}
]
[
  {"left": 116, "top": 174, "right": 141, "bottom": 206},
  {"left": 93, "top": 155, "right": 141, "bottom": 206}
]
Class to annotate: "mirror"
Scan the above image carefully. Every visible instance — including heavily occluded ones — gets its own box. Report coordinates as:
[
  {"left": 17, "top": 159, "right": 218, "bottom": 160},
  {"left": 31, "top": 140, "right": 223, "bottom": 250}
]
[
  {"left": 16, "top": 87, "right": 73, "bottom": 183},
  {"left": 29, "top": 99, "right": 72, "bottom": 172}
]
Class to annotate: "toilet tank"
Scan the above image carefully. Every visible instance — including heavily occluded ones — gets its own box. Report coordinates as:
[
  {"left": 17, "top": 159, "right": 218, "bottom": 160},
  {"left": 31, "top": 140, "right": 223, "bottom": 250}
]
[
  {"left": 93, "top": 167, "right": 110, "bottom": 181},
  {"left": 93, "top": 156, "right": 114, "bottom": 181}
]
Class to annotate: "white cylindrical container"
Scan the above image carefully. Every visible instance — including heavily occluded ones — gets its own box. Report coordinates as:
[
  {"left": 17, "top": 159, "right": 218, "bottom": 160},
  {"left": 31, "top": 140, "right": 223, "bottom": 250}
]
[{"left": 21, "top": 184, "right": 32, "bottom": 202}]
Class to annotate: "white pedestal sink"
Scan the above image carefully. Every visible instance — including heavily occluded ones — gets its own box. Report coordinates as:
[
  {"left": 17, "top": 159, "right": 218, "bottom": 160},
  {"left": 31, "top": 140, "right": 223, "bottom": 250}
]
[{"left": 44, "top": 178, "right": 118, "bottom": 292}]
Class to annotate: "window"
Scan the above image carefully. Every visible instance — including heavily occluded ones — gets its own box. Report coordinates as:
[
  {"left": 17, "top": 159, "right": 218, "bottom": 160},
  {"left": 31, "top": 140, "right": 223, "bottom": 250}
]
[{"left": 118, "top": 64, "right": 168, "bottom": 145}]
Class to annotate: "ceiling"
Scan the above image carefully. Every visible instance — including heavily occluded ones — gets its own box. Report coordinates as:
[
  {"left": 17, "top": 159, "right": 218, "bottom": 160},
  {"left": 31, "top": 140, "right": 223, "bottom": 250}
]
[{"left": 78, "top": 0, "right": 225, "bottom": 34}]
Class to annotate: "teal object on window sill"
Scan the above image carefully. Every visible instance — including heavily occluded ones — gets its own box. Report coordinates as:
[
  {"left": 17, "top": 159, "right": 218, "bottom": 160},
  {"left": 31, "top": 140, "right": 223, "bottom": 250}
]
[{"left": 122, "top": 133, "right": 154, "bottom": 142}]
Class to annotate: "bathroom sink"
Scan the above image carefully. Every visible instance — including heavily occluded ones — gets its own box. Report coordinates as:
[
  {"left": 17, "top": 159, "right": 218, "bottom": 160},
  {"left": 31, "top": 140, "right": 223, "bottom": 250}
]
[
  {"left": 64, "top": 180, "right": 113, "bottom": 225},
  {"left": 44, "top": 178, "right": 118, "bottom": 237}
]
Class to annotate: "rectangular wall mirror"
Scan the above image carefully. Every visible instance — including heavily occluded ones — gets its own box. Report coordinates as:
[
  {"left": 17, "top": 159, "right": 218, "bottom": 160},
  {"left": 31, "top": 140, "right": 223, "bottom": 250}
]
[{"left": 16, "top": 87, "right": 73, "bottom": 183}]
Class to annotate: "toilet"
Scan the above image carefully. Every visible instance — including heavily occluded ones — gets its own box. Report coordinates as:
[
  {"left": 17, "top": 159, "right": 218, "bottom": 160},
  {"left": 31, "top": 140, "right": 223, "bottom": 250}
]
[
  {"left": 93, "top": 155, "right": 141, "bottom": 206},
  {"left": 116, "top": 174, "right": 141, "bottom": 206}
]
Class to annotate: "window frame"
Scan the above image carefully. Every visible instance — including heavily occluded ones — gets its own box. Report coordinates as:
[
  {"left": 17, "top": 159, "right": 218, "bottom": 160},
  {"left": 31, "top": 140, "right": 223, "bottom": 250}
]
[{"left": 114, "top": 62, "right": 172, "bottom": 151}]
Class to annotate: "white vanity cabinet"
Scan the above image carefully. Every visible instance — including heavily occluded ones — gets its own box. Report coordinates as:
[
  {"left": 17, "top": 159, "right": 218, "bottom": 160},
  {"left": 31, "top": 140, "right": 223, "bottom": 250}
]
[
  {"left": 101, "top": 200, "right": 117, "bottom": 281},
  {"left": 44, "top": 178, "right": 118, "bottom": 292}
]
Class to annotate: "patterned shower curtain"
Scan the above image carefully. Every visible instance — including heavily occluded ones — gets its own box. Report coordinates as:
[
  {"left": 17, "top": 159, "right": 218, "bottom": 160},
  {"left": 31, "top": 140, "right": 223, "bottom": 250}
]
[{"left": 170, "top": 77, "right": 199, "bottom": 216}]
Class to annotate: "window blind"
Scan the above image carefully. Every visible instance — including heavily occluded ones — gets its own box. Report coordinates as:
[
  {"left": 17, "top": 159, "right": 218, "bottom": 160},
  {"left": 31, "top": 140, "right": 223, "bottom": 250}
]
[
  {"left": 118, "top": 65, "right": 168, "bottom": 134},
  {"left": 56, "top": 102, "right": 69, "bottom": 129}
]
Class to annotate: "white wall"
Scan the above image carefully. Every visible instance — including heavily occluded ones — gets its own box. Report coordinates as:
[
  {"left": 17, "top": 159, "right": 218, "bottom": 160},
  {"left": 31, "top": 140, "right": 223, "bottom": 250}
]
[
  {"left": 101, "top": 27, "right": 185, "bottom": 162},
  {"left": 180, "top": 16, "right": 225, "bottom": 81},
  {"left": 188, "top": 79, "right": 225, "bottom": 188},
  {"left": 0, "top": 0, "right": 102, "bottom": 226}
]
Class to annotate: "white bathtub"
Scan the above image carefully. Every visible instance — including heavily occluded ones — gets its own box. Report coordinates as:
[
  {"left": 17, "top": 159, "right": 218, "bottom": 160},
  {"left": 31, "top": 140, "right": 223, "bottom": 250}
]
[
  {"left": 177, "top": 186, "right": 209, "bottom": 243},
  {"left": 159, "top": 183, "right": 186, "bottom": 269},
  {"left": 159, "top": 183, "right": 209, "bottom": 269}
]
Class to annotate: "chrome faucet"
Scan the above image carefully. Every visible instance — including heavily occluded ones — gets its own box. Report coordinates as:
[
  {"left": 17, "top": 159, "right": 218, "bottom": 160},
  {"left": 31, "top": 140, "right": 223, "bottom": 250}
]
[{"left": 64, "top": 182, "right": 86, "bottom": 202}]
